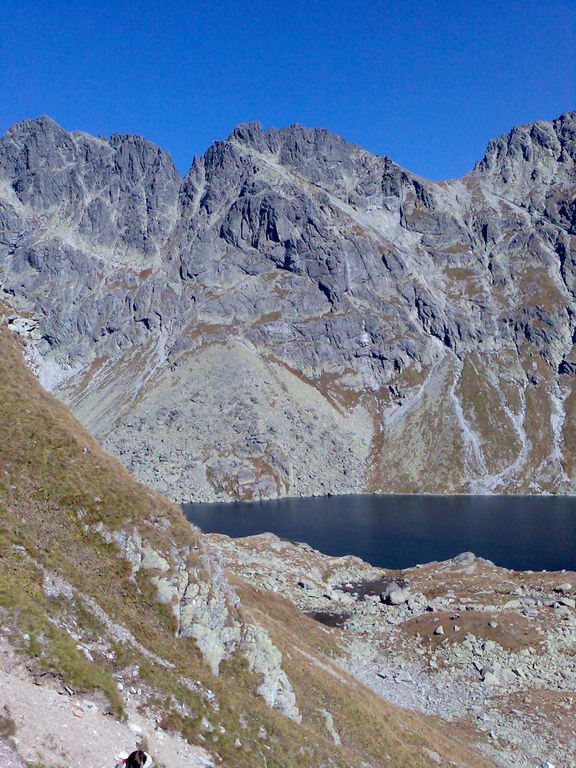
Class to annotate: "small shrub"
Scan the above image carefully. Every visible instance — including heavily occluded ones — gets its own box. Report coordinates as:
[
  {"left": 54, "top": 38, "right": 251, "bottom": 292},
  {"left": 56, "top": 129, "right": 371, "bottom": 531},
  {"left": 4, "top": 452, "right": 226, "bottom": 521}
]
[{"left": 0, "top": 706, "right": 16, "bottom": 739}]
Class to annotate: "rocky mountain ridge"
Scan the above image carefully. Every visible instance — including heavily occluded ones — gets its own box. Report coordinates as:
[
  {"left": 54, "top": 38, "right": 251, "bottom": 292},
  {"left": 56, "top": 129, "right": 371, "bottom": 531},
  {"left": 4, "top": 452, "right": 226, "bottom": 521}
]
[{"left": 1, "top": 111, "right": 575, "bottom": 500}]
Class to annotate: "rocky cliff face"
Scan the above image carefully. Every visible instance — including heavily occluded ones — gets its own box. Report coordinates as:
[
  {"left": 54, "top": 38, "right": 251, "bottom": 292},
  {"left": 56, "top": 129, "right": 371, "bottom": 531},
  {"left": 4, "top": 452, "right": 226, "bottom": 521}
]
[{"left": 1, "top": 112, "right": 575, "bottom": 500}]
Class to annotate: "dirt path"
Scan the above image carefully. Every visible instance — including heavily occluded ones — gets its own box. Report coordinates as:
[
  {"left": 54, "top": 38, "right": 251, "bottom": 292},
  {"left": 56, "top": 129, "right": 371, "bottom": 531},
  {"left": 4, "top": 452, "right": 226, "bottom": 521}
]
[{"left": 0, "top": 639, "right": 213, "bottom": 768}]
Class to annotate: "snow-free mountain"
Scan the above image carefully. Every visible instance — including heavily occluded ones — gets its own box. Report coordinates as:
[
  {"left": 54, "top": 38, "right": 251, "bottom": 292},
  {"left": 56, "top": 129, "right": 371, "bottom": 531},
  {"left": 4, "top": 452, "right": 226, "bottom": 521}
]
[{"left": 1, "top": 112, "right": 575, "bottom": 501}]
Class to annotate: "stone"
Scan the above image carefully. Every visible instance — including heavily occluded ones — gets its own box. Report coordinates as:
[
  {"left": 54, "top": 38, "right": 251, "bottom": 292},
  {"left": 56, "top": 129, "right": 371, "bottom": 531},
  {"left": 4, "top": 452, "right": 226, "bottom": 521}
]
[
  {"left": 480, "top": 664, "right": 494, "bottom": 676},
  {"left": 423, "top": 748, "right": 442, "bottom": 764},
  {"left": 380, "top": 581, "right": 411, "bottom": 605},
  {"left": 382, "top": 588, "right": 410, "bottom": 606},
  {"left": 140, "top": 545, "right": 170, "bottom": 572},
  {"left": 297, "top": 579, "right": 316, "bottom": 590},
  {"left": 242, "top": 623, "right": 301, "bottom": 722},
  {"left": 554, "top": 583, "right": 572, "bottom": 593},
  {"left": 453, "top": 552, "right": 476, "bottom": 564},
  {"left": 499, "top": 668, "right": 517, "bottom": 684},
  {"left": 237, "top": 468, "right": 256, "bottom": 485},
  {"left": 433, "top": 625, "right": 445, "bottom": 636}
]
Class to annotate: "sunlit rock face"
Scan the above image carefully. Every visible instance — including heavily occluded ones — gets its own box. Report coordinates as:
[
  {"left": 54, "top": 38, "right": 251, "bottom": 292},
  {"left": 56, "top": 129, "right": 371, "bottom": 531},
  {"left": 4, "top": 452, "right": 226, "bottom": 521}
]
[{"left": 1, "top": 111, "right": 575, "bottom": 501}]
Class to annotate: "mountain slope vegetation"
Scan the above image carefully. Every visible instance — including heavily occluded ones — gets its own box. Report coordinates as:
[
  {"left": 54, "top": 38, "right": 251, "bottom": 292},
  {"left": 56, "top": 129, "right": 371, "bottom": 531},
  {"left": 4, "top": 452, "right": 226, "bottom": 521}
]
[{"left": 0, "top": 323, "right": 494, "bottom": 767}]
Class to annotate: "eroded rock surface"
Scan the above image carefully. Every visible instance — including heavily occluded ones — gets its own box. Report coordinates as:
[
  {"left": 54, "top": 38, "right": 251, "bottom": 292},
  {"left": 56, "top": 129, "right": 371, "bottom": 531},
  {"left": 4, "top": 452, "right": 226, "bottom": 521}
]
[
  {"left": 206, "top": 531, "right": 576, "bottom": 768},
  {"left": 1, "top": 112, "right": 576, "bottom": 500}
]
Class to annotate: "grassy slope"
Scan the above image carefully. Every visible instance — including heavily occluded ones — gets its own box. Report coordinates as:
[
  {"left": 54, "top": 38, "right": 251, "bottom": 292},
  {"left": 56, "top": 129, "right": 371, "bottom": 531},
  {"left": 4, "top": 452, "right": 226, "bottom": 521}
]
[{"left": 0, "top": 324, "right": 494, "bottom": 768}]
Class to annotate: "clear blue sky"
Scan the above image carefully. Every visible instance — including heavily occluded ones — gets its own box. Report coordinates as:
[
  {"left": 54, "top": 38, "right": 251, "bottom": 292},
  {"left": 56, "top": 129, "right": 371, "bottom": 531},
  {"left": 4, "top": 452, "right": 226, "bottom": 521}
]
[{"left": 0, "top": 0, "right": 574, "bottom": 179}]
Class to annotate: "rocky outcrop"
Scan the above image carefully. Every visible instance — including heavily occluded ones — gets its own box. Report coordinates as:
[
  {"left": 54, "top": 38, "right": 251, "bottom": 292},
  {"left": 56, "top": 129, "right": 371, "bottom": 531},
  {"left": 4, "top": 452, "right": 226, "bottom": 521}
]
[
  {"left": 1, "top": 111, "right": 576, "bottom": 499},
  {"left": 84, "top": 517, "right": 300, "bottom": 716},
  {"left": 241, "top": 623, "right": 301, "bottom": 721}
]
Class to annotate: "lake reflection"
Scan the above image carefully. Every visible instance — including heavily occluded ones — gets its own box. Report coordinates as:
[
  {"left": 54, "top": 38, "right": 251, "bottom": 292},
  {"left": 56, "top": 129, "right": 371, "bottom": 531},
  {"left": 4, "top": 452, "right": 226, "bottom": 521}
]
[{"left": 182, "top": 494, "right": 576, "bottom": 571}]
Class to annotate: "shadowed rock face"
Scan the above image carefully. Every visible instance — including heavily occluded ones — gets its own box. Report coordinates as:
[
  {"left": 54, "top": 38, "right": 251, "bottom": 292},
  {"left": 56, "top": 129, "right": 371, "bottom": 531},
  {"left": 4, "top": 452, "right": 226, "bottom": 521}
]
[{"left": 1, "top": 112, "right": 575, "bottom": 501}]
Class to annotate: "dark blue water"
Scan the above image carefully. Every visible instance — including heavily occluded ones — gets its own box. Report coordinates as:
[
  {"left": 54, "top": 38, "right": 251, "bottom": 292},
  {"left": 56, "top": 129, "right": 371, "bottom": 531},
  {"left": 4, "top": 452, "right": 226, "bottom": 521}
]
[{"left": 182, "top": 494, "right": 576, "bottom": 571}]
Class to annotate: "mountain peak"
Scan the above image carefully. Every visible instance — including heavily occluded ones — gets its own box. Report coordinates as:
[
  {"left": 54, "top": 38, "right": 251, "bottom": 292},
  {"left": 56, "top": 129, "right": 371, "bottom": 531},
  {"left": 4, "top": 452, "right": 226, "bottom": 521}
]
[
  {"left": 2, "top": 109, "right": 576, "bottom": 505},
  {"left": 474, "top": 109, "right": 576, "bottom": 177},
  {"left": 227, "top": 120, "right": 264, "bottom": 142},
  {"left": 1, "top": 114, "right": 70, "bottom": 145}
]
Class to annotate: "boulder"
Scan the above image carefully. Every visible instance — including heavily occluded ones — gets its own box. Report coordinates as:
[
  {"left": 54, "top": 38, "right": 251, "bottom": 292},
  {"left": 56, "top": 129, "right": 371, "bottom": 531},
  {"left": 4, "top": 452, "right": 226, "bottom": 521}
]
[
  {"left": 380, "top": 581, "right": 410, "bottom": 605},
  {"left": 297, "top": 579, "right": 316, "bottom": 590},
  {"left": 453, "top": 552, "right": 476, "bottom": 564},
  {"left": 482, "top": 671, "right": 500, "bottom": 686}
]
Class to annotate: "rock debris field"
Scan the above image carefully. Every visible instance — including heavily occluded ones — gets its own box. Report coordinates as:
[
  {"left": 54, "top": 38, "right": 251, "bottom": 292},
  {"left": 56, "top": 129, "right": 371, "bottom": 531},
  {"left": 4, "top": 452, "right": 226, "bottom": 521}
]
[{"left": 208, "top": 532, "right": 576, "bottom": 768}]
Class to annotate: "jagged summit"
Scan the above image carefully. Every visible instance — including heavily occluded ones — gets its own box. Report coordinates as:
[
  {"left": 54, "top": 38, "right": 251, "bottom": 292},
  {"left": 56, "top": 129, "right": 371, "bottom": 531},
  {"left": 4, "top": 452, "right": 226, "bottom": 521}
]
[
  {"left": 228, "top": 119, "right": 366, "bottom": 153},
  {"left": 1, "top": 110, "right": 575, "bottom": 501},
  {"left": 5, "top": 109, "right": 574, "bottom": 186},
  {"left": 472, "top": 110, "right": 576, "bottom": 180},
  {"left": 1, "top": 113, "right": 61, "bottom": 137},
  {"left": 227, "top": 119, "right": 264, "bottom": 141}
]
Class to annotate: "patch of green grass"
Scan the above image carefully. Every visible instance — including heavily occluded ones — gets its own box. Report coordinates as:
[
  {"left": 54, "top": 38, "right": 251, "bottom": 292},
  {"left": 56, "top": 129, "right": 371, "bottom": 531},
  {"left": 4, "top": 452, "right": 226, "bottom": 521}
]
[{"left": 0, "top": 572, "right": 124, "bottom": 718}]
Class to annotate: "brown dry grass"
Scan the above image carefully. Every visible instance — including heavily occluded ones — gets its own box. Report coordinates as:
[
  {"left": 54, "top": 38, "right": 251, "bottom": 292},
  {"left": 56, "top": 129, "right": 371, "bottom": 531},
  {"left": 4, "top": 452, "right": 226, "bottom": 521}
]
[
  {"left": 399, "top": 610, "right": 543, "bottom": 652},
  {"left": 0, "top": 707, "right": 16, "bottom": 740},
  {"left": 235, "top": 580, "right": 496, "bottom": 768}
]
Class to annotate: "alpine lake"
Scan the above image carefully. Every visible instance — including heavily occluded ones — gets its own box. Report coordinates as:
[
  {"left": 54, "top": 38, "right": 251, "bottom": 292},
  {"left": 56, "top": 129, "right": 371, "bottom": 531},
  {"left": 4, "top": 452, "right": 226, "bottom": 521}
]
[{"left": 182, "top": 494, "right": 576, "bottom": 571}]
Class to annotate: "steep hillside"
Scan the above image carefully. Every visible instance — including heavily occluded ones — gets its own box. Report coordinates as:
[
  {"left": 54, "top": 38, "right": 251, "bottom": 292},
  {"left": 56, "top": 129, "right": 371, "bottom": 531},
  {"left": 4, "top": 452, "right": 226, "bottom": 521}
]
[
  {"left": 0, "top": 112, "right": 575, "bottom": 501},
  {"left": 0, "top": 323, "right": 494, "bottom": 767}
]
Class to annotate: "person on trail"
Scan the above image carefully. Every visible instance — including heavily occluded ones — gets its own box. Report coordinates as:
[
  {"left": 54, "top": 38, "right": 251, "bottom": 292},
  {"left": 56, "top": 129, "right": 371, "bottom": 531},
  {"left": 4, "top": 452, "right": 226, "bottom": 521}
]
[{"left": 115, "top": 749, "right": 154, "bottom": 768}]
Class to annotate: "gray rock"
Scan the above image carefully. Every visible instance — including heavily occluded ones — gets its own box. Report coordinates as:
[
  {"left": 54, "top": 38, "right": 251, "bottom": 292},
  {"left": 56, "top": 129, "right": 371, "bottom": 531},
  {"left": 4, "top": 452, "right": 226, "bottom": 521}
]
[
  {"left": 297, "top": 579, "right": 316, "bottom": 590},
  {"left": 2, "top": 111, "right": 576, "bottom": 502},
  {"left": 453, "top": 552, "right": 477, "bottom": 564},
  {"left": 380, "top": 581, "right": 411, "bottom": 605}
]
